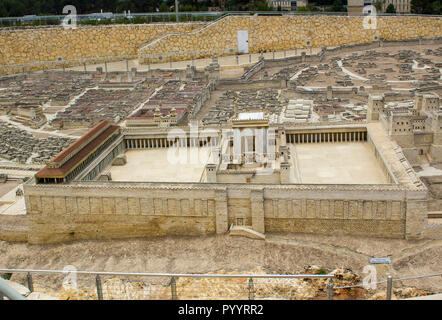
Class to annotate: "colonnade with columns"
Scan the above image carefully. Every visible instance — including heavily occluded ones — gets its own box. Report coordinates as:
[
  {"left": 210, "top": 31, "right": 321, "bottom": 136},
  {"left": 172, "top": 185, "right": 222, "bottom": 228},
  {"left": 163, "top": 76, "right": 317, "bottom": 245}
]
[
  {"left": 286, "top": 131, "right": 367, "bottom": 144},
  {"left": 125, "top": 136, "right": 220, "bottom": 149}
]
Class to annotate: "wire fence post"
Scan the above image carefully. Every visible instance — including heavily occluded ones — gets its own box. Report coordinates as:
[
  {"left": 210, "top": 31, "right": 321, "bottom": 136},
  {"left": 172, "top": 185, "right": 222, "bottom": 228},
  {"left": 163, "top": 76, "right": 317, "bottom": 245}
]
[
  {"left": 386, "top": 275, "right": 393, "bottom": 300},
  {"left": 126, "top": 58, "right": 129, "bottom": 73},
  {"left": 327, "top": 280, "right": 333, "bottom": 300},
  {"left": 248, "top": 278, "right": 254, "bottom": 300},
  {"left": 95, "top": 275, "right": 103, "bottom": 300},
  {"left": 170, "top": 276, "right": 177, "bottom": 300},
  {"left": 26, "top": 272, "right": 34, "bottom": 292},
  {"left": 169, "top": 56, "right": 172, "bottom": 68},
  {"left": 249, "top": 54, "right": 251, "bottom": 63}
]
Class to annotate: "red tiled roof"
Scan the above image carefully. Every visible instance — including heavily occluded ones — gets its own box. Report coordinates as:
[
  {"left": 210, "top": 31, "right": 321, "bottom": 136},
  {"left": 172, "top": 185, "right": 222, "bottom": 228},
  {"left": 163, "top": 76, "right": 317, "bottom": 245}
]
[
  {"left": 50, "top": 120, "right": 110, "bottom": 164},
  {"left": 36, "top": 123, "right": 120, "bottom": 178}
]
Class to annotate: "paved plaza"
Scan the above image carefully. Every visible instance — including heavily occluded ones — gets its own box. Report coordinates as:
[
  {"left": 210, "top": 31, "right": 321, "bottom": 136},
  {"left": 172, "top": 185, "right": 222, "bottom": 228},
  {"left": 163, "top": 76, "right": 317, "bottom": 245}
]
[
  {"left": 110, "top": 147, "right": 211, "bottom": 182},
  {"left": 291, "top": 142, "right": 389, "bottom": 184}
]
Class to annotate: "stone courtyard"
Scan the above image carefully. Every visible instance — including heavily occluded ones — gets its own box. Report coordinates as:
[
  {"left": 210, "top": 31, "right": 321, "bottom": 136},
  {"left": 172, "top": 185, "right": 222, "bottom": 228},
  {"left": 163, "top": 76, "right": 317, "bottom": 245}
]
[{"left": 291, "top": 142, "right": 389, "bottom": 184}]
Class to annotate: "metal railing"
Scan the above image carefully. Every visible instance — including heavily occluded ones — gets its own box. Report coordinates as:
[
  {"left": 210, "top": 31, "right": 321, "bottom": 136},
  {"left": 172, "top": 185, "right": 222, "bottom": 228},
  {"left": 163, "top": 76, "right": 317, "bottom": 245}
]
[
  {"left": 1, "top": 11, "right": 440, "bottom": 28},
  {"left": 328, "top": 272, "right": 442, "bottom": 300},
  {"left": 0, "top": 268, "right": 334, "bottom": 300},
  {"left": 0, "top": 278, "right": 26, "bottom": 300},
  {"left": 1, "top": 268, "right": 440, "bottom": 300}
]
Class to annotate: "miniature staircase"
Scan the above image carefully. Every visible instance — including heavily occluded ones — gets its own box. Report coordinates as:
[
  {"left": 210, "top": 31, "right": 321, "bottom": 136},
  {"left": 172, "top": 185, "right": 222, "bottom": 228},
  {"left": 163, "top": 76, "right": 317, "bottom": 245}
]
[
  {"left": 229, "top": 224, "right": 265, "bottom": 240},
  {"left": 138, "top": 13, "right": 230, "bottom": 53}
]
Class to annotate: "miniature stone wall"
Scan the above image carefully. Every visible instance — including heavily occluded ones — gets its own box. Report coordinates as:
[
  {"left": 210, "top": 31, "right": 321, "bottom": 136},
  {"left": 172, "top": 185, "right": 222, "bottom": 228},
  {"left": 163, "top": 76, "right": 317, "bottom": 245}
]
[
  {"left": 1, "top": 16, "right": 441, "bottom": 72},
  {"left": 0, "top": 23, "right": 202, "bottom": 67},
  {"left": 0, "top": 215, "right": 28, "bottom": 242},
  {"left": 139, "top": 15, "right": 442, "bottom": 62},
  {"left": 23, "top": 179, "right": 425, "bottom": 244}
]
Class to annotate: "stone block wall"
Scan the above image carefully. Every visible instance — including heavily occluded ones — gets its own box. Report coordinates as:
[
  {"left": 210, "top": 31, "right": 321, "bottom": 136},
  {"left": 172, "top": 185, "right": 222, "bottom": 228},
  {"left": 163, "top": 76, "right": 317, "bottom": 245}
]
[
  {"left": 23, "top": 181, "right": 423, "bottom": 244},
  {"left": 1, "top": 15, "right": 440, "bottom": 73},
  {"left": 24, "top": 183, "right": 220, "bottom": 244},
  {"left": 0, "top": 214, "right": 28, "bottom": 242},
  {"left": 0, "top": 23, "right": 202, "bottom": 69},
  {"left": 139, "top": 15, "right": 442, "bottom": 62}
]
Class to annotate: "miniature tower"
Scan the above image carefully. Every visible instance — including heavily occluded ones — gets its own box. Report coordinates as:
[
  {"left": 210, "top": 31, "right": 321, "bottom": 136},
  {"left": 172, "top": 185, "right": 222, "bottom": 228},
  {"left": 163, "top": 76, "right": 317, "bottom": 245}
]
[
  {"left": 389, "top": 112, "right": 414, "bottom": 148},
  {"left": 169, "top": 108, "right": 177, "bottom": 125},
  {"left": 430, "top": 112, "right": 442, "bottom": 161},
  {"left": 154, "top": 107, "right": 161, "bottom": 125},
  {"left": 205, "top": 163, "right": 217, "bottom": 183},
  {"left": 367, "top": 94, "right": 383, "bottom": 121},
  {"left": 422, "top": 94, "right": 440, "bottom": 113},
  {"left": 280, "top": 162, "right": 291, "bottom": 183}
]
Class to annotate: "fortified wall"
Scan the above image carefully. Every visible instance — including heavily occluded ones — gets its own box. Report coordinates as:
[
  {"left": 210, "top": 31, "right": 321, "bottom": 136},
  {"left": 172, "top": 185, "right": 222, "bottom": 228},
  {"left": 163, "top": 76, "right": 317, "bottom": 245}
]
[
  {"left": 23, "top": 180, "right": 424, "bottom": 244},
  {"left": 0, "top": 23, "right": 202, "bottom": 67},
  {"left": 0, "top": 15, "right": 441, "bottom": 71},
  {"left": 139, "top": 15, "right": 442, "bottom": 62}
]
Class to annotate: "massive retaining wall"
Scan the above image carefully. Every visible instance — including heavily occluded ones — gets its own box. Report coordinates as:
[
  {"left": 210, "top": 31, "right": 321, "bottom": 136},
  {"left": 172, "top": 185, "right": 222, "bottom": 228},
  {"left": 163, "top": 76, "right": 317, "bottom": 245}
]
[
  {"left": 0, "top": 23, "right": 202, "bottom": 67},
  {"left": 139, "top": 15, "right": 442, "bottom": 62},
  {"left": 1, "top": 15, "right": 441, "bottom": 71},
  {"left": 22, "top": 179, "right": 428, "bottom": 244}
]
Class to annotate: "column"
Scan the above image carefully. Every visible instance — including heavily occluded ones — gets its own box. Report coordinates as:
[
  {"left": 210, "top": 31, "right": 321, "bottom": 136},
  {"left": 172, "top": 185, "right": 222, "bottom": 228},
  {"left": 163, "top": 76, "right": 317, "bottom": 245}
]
[
  {"left": 251, "top": 189, "right": 265, "bottom": 234},
  {"left": 215, "top": 190, "right": 228, "bottom": 234}
]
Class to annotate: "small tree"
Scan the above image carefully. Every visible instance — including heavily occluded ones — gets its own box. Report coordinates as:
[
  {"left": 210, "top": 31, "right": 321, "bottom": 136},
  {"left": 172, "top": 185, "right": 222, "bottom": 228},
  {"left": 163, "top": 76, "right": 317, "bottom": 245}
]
[
  {"left": 373, "top": 0, "right": 386, "bottom": 12},
  {"left": 385, "top": 3, "right": 396, "bottom": 13},
  {"left": 159, "top": 2, "right": 169, "bottom": 12}
]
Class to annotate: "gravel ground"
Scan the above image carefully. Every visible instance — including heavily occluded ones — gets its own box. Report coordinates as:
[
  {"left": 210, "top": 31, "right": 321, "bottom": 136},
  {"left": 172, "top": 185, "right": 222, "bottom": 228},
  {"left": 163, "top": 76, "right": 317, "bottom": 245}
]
[{"left": 0, "top": 233, "right": 441, "bottom": 296}]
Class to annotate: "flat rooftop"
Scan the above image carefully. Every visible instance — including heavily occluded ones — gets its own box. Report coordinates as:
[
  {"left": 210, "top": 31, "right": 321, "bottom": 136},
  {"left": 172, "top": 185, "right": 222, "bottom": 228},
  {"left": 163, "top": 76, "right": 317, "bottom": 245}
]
[
  {"left": 290, "top": 142, "right": 389, "bottom": 184},
  {"left": 109, "top": 147, "right": 211, "bottom": 182}
]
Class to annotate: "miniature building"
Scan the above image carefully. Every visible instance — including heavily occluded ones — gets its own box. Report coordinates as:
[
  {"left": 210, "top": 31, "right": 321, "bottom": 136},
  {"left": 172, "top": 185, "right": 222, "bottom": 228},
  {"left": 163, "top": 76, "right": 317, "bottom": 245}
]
[
  {"left": 35, "top": 120, "right": 121, "bottom": 183},
  {"left": 367, "top": 95, "right": 383, "bottom": 121}
]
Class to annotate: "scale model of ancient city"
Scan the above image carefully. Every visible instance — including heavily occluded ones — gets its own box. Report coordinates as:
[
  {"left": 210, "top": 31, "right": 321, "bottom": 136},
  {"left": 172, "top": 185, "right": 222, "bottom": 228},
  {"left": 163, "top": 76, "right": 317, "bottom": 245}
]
[{"left": 0, "top": 11, "right": 441, "bottom": 300}]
